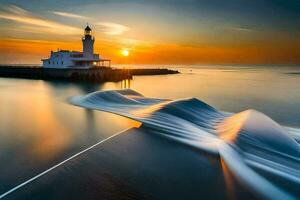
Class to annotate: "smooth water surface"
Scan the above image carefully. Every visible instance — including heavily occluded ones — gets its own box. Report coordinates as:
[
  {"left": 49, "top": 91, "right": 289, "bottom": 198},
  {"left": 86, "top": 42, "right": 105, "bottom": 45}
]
[{"left": 1, "top": 65, "right": 300, "bottom": 199}]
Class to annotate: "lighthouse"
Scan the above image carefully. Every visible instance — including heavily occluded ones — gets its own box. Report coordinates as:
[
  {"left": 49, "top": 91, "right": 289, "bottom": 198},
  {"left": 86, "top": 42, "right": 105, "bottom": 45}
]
[
  {"left": 82, "top": 25, "right": 94, "bottom": 59},
  {"left": 42, "top": 25, "right": 111, "bottom": 68}
]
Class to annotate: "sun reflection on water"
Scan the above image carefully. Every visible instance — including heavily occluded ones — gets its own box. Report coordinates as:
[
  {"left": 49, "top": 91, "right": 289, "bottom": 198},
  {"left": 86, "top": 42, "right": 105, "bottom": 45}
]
[{"left": 221, "top": 159, "right": 236, "bottom": 200}]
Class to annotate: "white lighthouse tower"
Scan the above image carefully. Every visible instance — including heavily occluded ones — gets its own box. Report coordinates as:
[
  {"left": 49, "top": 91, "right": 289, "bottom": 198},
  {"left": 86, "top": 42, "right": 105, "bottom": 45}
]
[{"left": 82, "top": 25, "right": 94, "bottom": 59}]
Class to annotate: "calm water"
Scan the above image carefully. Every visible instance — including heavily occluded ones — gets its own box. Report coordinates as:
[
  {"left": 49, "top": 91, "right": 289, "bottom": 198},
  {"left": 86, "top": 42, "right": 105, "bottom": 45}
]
[
  {"left": 127, "top": 65, "right": 300, "bottom": 127},
  {"left": 1, "top": 65, "right": 300, "bottom": 199}
]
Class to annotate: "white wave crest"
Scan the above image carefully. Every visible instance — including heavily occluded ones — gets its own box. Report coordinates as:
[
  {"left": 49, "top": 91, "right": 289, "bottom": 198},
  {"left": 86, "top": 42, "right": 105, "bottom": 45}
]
[{"left": 70, "top": 89, "right": 300, "bottom": 200}]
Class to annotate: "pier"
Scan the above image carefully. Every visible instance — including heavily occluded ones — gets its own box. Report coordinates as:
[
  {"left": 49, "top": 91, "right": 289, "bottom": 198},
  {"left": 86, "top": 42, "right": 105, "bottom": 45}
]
[{"left": 0, "top": 66, "right": 179, "bottom": 82}]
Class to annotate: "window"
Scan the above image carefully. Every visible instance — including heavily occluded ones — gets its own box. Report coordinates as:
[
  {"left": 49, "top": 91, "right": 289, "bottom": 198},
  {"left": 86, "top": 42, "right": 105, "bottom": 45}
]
[
  {"left": 48, "top": 61, "right": 50, "bottom": 64},
  {"left": 61, "top": 61, "right": 63, "bottom": 65}
]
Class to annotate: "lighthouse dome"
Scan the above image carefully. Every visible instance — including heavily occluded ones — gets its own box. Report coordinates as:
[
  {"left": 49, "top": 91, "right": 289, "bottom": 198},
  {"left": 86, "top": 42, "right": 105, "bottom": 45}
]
[
  {"left": 85, "top": 25, "right": 91, "bottom": 31},
  {"left": 84, "top": 25, "right": 92, "bottom": 36}
]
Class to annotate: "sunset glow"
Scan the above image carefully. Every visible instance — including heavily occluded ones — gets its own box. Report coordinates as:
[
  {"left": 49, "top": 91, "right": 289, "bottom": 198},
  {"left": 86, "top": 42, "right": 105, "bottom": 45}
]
[{"left": 0, "top": 1, "right": 299, "bottom": 65}]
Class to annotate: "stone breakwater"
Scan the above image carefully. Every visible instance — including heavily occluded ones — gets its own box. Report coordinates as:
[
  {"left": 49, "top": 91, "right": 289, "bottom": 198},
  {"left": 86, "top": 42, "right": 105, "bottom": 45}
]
[{"left": 0, "top": 66, "right": 179, "bottom": 82}]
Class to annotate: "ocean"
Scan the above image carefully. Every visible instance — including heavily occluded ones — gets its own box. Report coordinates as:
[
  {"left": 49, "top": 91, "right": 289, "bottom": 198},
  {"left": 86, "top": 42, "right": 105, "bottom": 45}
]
[{"left": 0, "top": 65, "right": 300, "bottom": 199}]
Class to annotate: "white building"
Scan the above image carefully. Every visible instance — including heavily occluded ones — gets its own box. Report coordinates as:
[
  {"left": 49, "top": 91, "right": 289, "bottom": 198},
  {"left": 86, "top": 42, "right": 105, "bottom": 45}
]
[{"left": 42, "top": 25, "right": 111, "bottom": 68}]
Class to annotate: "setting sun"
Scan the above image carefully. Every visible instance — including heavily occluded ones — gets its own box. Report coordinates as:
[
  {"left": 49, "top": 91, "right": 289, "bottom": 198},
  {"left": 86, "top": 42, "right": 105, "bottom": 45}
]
[{"left": 121, "top": 49, "right": 129, "bottom": 57}]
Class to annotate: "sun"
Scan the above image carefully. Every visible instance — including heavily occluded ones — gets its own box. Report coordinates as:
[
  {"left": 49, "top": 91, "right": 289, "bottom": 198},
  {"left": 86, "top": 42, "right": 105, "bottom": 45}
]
[{"left": 121, "top": 49, "right": 129, "bottom": 57}]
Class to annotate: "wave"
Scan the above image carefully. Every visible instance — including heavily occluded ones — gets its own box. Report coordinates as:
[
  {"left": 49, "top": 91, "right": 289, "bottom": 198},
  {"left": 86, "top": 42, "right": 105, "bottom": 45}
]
[{"left": 70, "top": 89, "right": 300, "bottom": 200}]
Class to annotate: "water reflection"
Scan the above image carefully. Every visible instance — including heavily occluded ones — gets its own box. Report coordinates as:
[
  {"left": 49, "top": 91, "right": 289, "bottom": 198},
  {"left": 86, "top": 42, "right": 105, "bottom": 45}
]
[
  {"left": 221, "top": 159, "right": 236, "bottom": 200},
  {"left": 0, "top": 78, "right": 136, "bottom": 194},
  {"left": 121, "top": 79, "right": 131, "bottom": 89},
  {"left": 45, "top": 81, "right": 102, "bottom": 96},
  {"left": 0, "top": 80, "right": 72, "bottom": 162},
  {"left": 1, "top": 65, "right": 300, "bottom": 196},
  {"left": 27, "top": 94, "right": 72, "bottom": 162}
]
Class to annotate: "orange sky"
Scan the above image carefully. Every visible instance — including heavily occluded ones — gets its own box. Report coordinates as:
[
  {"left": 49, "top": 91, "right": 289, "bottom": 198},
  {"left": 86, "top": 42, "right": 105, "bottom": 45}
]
[
  {"left": 0, "top": 2, "right": 300, "bottom": 65},
  {"left": 1, "top": 37, "right": 299, "bottom": 65}
]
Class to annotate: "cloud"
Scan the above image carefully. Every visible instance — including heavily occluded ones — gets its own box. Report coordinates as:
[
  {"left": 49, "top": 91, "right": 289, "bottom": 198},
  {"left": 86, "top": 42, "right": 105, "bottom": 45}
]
[
  {"left": 52, "top": 11, "right": 87, "bottom": 19},
  {"left": 4, "top": 4, "right": 29, "bottom": 15},
  {"left": 228, "top": 27, "right": 255, "bottom": 32},
  {"left": 0, "top": 5, "right": 81, "bottom": 35},
  {"left": 96, "top": 22, "right": 130, "bottom": 35}
]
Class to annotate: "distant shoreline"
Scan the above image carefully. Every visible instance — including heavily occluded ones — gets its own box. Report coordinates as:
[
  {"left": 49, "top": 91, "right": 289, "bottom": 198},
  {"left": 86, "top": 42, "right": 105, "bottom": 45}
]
[{"left": 0, "top": 66, "right": 179, "bottom": 82}]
